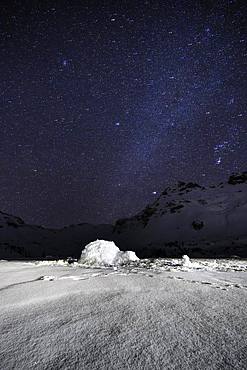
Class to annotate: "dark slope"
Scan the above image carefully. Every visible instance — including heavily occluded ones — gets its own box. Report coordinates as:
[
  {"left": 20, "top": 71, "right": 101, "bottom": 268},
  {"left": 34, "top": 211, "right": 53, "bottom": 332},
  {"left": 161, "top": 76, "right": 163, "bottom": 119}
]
[{"left": 1, "top": 172, "right": 247, "bottom": 259}]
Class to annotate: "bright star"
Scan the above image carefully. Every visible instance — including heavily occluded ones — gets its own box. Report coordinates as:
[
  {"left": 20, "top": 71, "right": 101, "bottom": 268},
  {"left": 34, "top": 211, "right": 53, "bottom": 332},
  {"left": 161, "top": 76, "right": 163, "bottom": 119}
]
[{"left": 216, "top": 157, "right": 222, "bottom": 165}]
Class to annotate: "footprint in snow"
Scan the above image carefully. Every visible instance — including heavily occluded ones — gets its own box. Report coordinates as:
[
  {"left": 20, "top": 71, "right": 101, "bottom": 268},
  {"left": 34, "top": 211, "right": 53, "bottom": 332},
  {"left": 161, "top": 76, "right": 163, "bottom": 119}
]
[
  {"left": 39, "top": 276, "right": 56, "bottom": 281},
  {"left": 166, "top": 276, "right": 247, "bottom": 291}
]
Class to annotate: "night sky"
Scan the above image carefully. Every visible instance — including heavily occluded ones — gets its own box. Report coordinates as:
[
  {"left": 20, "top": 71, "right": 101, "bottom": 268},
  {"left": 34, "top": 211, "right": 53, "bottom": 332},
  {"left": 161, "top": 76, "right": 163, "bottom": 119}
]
[{"left": 1, "top": 0, "right": 246, "bottom": 227}]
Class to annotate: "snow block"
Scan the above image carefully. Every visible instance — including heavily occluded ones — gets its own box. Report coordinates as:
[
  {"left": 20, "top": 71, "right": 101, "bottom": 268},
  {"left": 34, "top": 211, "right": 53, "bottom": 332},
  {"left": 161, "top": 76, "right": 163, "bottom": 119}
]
[
  {"left": 182, "top": 255, "right": 191, "bottom": 267},
  {"left": 79, "top": 239, "right": 139, "bottom": 266}
]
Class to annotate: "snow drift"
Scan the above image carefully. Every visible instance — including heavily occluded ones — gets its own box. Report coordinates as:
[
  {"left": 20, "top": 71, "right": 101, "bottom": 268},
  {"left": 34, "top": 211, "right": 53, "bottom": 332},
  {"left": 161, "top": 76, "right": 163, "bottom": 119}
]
[{"left": 79, "top": 239, "right": 139, "bottom": 266}]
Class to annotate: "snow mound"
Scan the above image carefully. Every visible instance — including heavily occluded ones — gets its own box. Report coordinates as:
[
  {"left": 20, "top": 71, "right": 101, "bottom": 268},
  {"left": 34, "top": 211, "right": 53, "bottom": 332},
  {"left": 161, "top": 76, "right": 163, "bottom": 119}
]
[
  {"left": 182, "top": 255, "right": 192, "bottom": 267},
  {"left": 79, "top": 239, "right": 139, "bottom": 266}
]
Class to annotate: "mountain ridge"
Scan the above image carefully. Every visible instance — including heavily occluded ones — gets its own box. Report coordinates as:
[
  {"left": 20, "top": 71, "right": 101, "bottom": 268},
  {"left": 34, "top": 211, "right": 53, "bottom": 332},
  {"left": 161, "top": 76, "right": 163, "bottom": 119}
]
[{"left": 1, "top": 172, "right": 247, "bottom": 259}]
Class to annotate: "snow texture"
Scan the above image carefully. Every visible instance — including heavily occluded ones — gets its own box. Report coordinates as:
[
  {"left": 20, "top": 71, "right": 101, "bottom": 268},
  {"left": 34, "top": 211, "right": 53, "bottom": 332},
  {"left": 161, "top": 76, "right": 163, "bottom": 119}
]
[
  {"left": 79, "top": 239, "right": 139, "bottom": 266},
  {"left": 34, "top": 256, "right": 247, "bottom": 272},
  {"left": 0, "top": 260, "right": 246, "bottom": 370}
]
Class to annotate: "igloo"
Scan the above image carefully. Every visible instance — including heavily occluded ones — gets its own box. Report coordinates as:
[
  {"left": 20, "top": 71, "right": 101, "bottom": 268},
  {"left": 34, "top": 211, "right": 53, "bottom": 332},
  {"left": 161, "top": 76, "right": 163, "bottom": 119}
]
[{"left": 79, "top": 239, "right": 139, "bottom": 266}]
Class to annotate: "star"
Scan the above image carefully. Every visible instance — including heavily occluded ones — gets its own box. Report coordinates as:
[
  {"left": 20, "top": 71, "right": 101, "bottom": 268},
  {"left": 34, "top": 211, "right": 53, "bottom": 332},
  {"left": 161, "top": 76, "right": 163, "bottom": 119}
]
[
  {"left": 0, "top": 1, "right": 246, "bottom": 227},
  {"left": 216, "top": 157, "right": 222, "bottom": 165}
]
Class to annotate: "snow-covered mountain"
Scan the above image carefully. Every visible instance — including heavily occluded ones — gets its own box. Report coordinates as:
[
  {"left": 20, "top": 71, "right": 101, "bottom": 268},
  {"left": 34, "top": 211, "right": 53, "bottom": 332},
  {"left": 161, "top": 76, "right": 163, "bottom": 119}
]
[
  {"left": 0, "top": 172, "right": 247, "bottom": 259},
  {"left": 113, "top": 172, "right": 247, "bottom": 257},
  {"left": 0, "top": 211, "right": 113, "bottom": 259}
]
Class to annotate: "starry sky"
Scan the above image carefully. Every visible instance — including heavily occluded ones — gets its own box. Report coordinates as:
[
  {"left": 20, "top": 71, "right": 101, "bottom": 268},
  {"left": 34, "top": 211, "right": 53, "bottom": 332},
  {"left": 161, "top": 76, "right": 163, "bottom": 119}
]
[{"left": 1, "top": 0, "right": 246, "bottom": 227}]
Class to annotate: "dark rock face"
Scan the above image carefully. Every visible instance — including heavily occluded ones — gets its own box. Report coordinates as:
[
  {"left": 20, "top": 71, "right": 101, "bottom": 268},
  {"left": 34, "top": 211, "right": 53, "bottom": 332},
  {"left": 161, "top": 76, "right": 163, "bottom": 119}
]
[
  {"left": 192, "top": 221, "right": 204, "bottom": 230},
  {"left": 178, "top": 182, "right": 202, "bottom": 191},
  {"left": 228, "top": 172, "right": 247, "bottom": 185},
  {"left": 170, "top": 204, "right": 184, "bottom": 213},
  {"left": 134, "top": 206, "right": 157, "bottom": 227}
]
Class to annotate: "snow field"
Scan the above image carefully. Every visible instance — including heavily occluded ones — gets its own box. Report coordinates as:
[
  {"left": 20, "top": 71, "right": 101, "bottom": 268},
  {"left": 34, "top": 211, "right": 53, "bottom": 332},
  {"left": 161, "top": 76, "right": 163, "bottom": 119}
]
[{"left": 0, "top": 260, "right": 246, "bottom": 369}]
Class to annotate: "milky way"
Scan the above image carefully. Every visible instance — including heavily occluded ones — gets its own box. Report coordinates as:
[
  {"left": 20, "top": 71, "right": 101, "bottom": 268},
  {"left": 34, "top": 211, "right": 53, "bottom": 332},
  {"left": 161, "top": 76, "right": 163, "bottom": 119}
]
[{"left": 1, "top": 0, "right": 246, "bottom": 227}]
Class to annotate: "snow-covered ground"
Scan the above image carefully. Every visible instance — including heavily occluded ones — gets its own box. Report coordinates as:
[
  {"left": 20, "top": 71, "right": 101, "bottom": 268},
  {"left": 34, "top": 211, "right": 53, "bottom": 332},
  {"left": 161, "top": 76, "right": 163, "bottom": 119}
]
[{"left": 0, "top": 259, "right": 246, "bottom": 369}]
